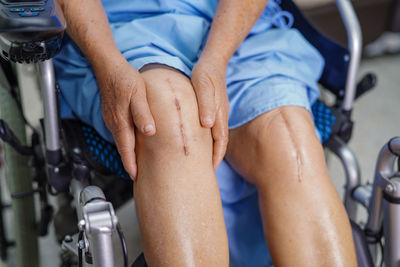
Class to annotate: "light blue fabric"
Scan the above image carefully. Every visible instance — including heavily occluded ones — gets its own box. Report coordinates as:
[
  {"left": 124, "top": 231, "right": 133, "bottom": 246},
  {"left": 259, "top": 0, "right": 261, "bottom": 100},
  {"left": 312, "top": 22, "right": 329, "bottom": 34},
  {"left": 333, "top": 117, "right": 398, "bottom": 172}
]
[{"left": 54, "top": 1, "right": 324, "bottom": 266}]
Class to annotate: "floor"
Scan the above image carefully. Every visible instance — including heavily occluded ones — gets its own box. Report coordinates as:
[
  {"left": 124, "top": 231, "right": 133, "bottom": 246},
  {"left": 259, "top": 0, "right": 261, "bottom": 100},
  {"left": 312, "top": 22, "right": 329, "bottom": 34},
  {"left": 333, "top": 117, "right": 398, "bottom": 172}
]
[{"left": 1, "top": 53, "right": 400, "bottom": 266}]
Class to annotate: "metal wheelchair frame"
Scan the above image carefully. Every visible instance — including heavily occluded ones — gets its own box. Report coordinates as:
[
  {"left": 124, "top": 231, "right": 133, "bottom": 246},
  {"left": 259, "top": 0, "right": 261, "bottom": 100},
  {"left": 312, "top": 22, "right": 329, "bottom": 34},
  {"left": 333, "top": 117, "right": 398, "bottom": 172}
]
[
  {"left": 38, "top": 58, "right": 125, "bottom": 267},
  {"left": 1, "top": 0, "right": 400, "bottom": 266}
]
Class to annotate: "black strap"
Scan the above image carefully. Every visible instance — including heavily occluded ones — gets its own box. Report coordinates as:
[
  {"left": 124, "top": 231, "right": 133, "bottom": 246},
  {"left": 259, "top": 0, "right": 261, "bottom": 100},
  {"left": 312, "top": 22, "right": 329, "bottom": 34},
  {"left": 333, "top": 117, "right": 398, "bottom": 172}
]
[{"left": 0, "top": 57, "right": 18, "bottom": 90}]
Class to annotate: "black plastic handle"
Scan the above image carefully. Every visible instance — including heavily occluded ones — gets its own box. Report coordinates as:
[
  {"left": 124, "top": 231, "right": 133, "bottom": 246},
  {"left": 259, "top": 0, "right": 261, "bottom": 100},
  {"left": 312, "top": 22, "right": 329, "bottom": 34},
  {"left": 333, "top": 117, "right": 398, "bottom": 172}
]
[{"left": 355, "top": 73, "right": 377, "bottom": 100}]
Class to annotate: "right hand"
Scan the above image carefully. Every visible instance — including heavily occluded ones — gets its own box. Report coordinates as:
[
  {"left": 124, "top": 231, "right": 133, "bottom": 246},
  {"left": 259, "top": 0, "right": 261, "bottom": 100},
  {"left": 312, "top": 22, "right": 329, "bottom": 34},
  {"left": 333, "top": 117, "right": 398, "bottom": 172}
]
[{"left": 94, "top": 57, "right": 156, "bottom": 180}]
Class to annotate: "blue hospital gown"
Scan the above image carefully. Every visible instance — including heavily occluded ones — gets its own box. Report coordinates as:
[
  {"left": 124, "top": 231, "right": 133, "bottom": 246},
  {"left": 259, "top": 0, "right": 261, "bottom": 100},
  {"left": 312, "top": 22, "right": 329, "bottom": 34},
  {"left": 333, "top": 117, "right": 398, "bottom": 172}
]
[{"left": 54, "top": 0, "right": 325, "bottom": 266}]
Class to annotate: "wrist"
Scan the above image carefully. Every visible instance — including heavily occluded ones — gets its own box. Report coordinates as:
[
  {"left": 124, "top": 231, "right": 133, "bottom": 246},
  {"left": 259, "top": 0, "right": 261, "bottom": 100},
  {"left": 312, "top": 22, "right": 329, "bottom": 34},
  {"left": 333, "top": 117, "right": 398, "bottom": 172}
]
[
  {"left": 199, "top": 47, "right": 230, "bottom": 69},
  {"left": 90, "top": 49, "right": 127, "bottom": 75}
]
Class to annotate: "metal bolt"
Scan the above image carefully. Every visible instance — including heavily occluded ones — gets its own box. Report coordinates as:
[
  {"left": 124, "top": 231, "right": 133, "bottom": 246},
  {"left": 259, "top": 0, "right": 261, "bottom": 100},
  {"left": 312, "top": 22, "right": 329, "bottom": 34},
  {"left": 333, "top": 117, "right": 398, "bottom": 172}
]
[
  {"left": 78, "top": 220, "right": 86, "bottom": 231},
  {"left": 113, "top": 216, "right": 119, "bottom": 227},
  {"left": 78, "top": 240, "right": 85, "bottom": 250},
  {"left": 54, "top": 167, "right": 59, "bottom": 173},
  {"left": 344, "top": 54, "right": 350, "bottom": 62},
  {"left": 385, "top": 184, "right": 395, "bottom": 193},
  {"left": 73, "top": 147, "right": 81, "bottom": 154},
  {"left": 64, "top": 235, "right": 72, "bottom": 243}
]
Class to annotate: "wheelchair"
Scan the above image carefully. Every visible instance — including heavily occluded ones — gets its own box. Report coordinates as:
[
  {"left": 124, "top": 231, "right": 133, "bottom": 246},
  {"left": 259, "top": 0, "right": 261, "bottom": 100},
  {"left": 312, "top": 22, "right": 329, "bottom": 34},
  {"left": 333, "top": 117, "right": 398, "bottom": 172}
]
[{"left": 0, "top": 0, "right": 398, "bottom": 266}]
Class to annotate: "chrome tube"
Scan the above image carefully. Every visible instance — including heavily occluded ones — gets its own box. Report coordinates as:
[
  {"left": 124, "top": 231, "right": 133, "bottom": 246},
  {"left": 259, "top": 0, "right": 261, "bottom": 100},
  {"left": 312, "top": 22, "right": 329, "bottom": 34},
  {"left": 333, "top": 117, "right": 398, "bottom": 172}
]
[
  {"left": 71, "top": 178, "right": 90, "bottom": 221},
  {"left": 353, "top": 185, "right": 372, "bottom": 209},
  {"left": 80, "top": 186, "right": 118, "bottom": 267},
  {"left": 37, "top": 59, "right": 60, "bottom": 151},
  {"left": 366, "top": 138, "right": 400, "bottom": 235},
  {"left": 335, "top": 0, "right": 363, "bottom": 111},
  {"left": 327, "top": 136, "right": 361, "bottom": 220},
  {"left": 383, "top": 178, "right": 400, "bottom": 266}
]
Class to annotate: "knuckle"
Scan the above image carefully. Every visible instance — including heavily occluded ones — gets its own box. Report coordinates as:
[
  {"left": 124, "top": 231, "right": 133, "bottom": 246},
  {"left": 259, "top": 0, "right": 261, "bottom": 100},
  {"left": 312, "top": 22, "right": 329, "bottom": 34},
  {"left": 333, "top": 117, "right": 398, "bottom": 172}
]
[
  {"left": 194, "top": 75, "right": 214, "bottom": 93},
  {"left": 103, "top": 110, "right": 125, "bottom": 130},
  {"left": 129, "top": 83, "right": 139, "bottom": 98},
  {"left": 214, "top": 130, "right": 228, "bottom": 143},
  {"left": 113, "top": 124, "right": 131, "bottom": 137},
  {"left": 197, "top": 78, "right": 212, "bottom": 91},
  {"left": 130, "top": 106, "right": 148, "bottom": 124},
  {"left": 200, "top": 100, "right": 216, "bottom": 111},
  {"left": 199, "top": 105, "right": 213, "bottom": 115},
  {"left": 220, "top": 136, "right": 229, "bottom": 146},
  {"left": 116, "top": 144, "right": 132, "bottom": 156}
]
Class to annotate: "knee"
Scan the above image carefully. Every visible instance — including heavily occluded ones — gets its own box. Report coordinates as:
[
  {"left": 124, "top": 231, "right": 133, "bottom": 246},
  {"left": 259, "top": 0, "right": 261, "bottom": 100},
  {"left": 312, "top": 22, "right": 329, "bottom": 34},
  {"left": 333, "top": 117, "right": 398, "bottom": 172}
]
[
  {"left": 266, "top": 108, "right": 308, "bottom": 182},
  {"left": 136, "top": 67, "right": 213, "bottom": 160},
  {"left": 229, "top": 106, "right": 325, "bottom": 186}
]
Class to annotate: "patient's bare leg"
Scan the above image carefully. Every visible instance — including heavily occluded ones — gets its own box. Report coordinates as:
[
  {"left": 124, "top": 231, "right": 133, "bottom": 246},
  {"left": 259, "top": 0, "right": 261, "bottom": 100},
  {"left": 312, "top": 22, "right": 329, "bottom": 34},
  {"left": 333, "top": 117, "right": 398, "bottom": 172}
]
[
  {"left": 133, "top": 66, "right": 229, "bottom": 267},
  {"left": 226, "top": 106, "right": 357, "bottom": 266}
]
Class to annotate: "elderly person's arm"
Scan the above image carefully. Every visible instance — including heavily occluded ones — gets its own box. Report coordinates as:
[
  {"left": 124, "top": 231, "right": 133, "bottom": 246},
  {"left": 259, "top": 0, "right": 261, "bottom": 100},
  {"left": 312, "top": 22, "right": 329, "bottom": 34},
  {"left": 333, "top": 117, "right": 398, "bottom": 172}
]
[
  {"left": 56, "top": 0, "right": 155, "bottom": 179},
  {"left": 191, "top": 0, "right": 269, "bottom": 167}
]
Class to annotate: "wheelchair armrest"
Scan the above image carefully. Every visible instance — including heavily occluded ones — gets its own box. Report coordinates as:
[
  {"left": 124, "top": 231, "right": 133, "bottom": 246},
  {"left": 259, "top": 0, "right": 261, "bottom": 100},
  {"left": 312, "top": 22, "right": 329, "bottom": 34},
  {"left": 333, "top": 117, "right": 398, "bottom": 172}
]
[{"left": 0, "top": 0, "right": 66, "bottom": 63}]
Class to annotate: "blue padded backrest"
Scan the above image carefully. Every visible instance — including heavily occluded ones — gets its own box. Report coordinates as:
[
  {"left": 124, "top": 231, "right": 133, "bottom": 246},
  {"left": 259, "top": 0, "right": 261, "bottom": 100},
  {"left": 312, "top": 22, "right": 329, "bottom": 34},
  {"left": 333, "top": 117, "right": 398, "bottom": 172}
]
[
  {"left": 312, "top": 100, "right": 336, "bottom": 144},
  {"left": 81, "top": 124, "right": 129, "bottom": 178},
  {"left": 280, "top": 0, "right": 349, "bottom": 98}
]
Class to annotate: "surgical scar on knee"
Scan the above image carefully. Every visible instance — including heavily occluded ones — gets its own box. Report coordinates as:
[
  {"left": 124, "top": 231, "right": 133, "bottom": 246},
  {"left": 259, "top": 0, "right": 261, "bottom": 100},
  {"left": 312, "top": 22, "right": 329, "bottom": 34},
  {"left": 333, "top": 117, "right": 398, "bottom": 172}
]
[
  {"left": 279, "top": 110, "right": 303, "bottom": 182},
  {"left": 174, "top": 97, "right": 189, "bottom": 156}
]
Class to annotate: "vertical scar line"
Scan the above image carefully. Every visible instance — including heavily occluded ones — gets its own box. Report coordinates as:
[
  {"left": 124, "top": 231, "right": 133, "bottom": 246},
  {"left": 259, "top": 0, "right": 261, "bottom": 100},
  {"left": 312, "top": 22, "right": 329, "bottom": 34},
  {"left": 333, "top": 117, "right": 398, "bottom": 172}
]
[
  {"left": 174, "top": 97, "right": 189, "bottom": 156},
  {"left": 279, "top": 110, "right": 303, "bottom": 182}
]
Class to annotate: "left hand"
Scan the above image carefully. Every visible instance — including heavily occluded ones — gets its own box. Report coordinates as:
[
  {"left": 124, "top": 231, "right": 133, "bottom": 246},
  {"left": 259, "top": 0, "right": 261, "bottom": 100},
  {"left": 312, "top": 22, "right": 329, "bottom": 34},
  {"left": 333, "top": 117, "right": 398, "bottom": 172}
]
[{"left": 191, "top": 56, "right": 230, "bottom": 169}]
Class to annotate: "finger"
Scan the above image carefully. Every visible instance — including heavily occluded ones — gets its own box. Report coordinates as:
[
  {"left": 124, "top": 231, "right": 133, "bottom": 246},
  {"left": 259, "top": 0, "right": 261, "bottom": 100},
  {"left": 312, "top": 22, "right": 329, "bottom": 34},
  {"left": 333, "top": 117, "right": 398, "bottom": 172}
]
[
  {"left": 192, "top": 75, "right": 216, "bottom": 128},
  {"left": 130, "top": 81, "right": 156, "bottom": 136},
  {"left": 113, "top": 123, "right": 137, "bottom": 180},
  {"left": 212, "top": 107, "right": 229, "bottom": 169}
]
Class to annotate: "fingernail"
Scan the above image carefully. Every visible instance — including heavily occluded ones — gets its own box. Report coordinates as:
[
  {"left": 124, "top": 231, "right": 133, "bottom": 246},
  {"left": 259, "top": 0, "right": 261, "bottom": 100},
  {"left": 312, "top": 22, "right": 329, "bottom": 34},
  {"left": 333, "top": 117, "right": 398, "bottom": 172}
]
[
  {"left": 143, "top": 124, "right": 155, "bottom": 134},
  {"left": 201, "top": 116, "right": 213, "bottom": 127}
]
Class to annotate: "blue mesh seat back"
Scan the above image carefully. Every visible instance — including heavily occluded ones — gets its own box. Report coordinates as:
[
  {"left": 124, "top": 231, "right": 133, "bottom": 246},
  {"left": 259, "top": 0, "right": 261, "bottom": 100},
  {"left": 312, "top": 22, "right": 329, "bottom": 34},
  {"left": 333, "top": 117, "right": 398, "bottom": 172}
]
[
  {"left": 280, "top": 0, "right": 349, "bottom": 98},
  {"left": 80, "top": 124, "right": 129, "bottom": 178},
  {"left": 312, "top": 100, "right": 336, "bottom": 144},
  {"left": 62, "top": 120, "right": 129, "bottom": 178},
  {"left": 61, "top": 119, "right": 132, "bottom": 209}
]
